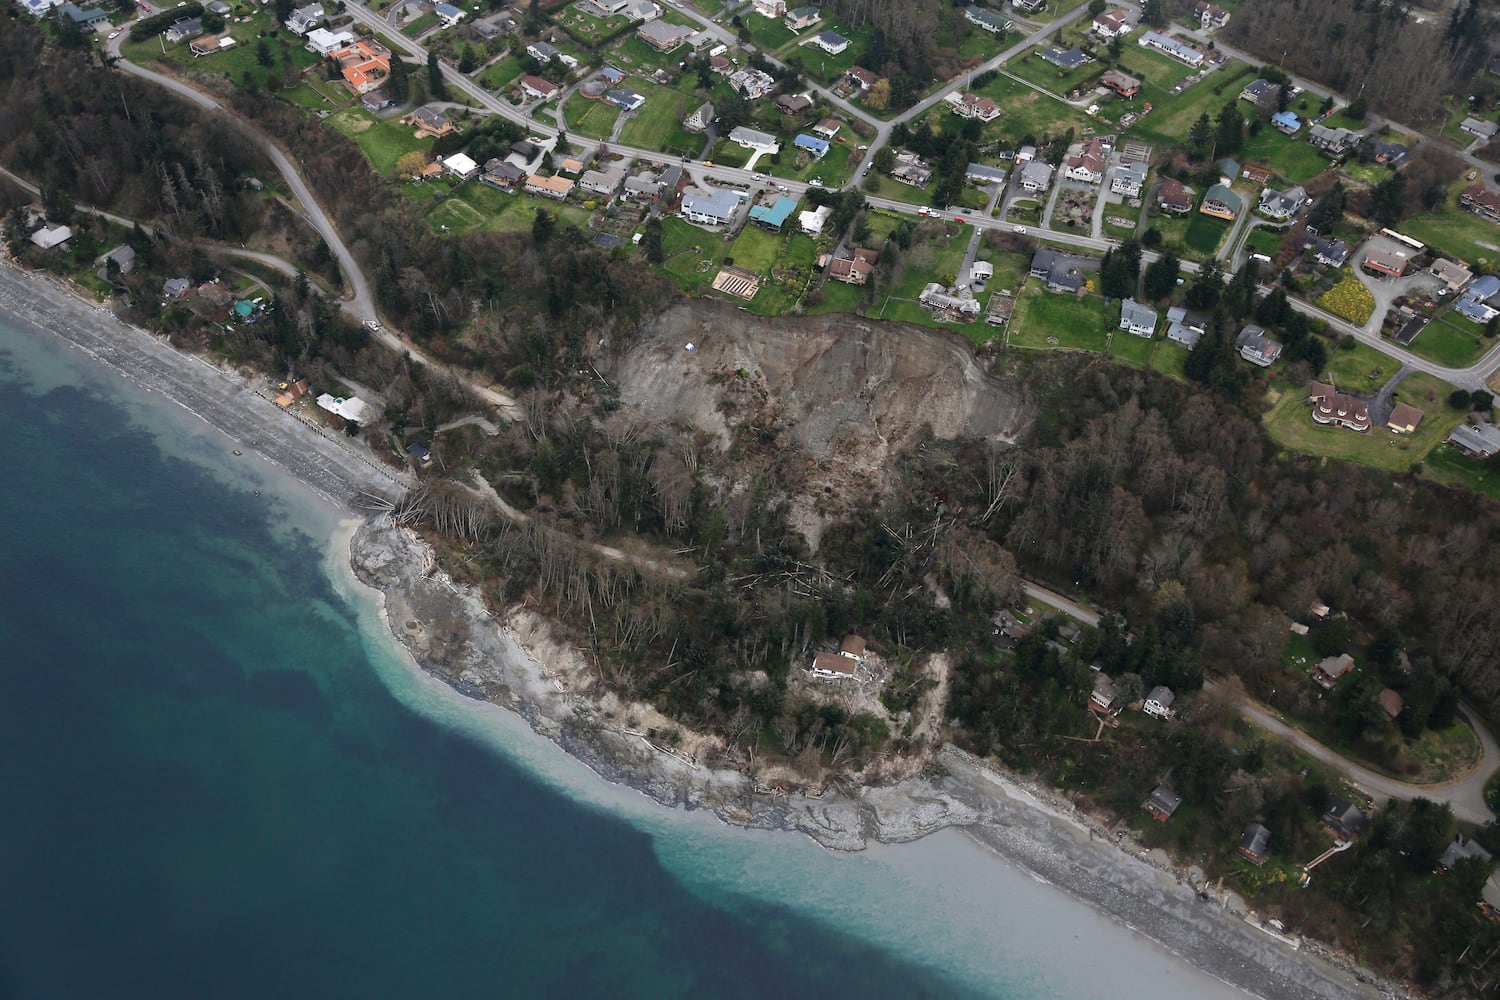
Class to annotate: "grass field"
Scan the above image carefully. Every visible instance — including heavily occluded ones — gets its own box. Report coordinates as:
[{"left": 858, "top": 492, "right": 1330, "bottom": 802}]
[
  {"left": 747, "top": 14, "right": 797, "bottom": 52},
  {"left": 792, "top": 25, "right": 874, "bottom": 84},
  {"left": 658, "top": 217, "right": 729, "bottom": 293},
  {"left": 969, "top": 72, "right": 1091, "bottom": 146},
  {"left": 327, "top": 108, "right": 431, "bottom": 175},
  {"left": 121, "top": 11, "right": 320, "bottom": 87},
  {"left": 616, "top": 80, "right": 697, "bottom": 151},
  {"left": 1152, "top": 339, "right": 1190, "bottom": 379},
  {"left": 1008, "top": 285, "right": 1111, "bottom": 352},
  {"left": 401, "top": 12, "right": 440, "bottom": 36},
  {"left": 1005, "top": 50, "right": 1100, "bottom": 97},
  {"left": 1421, "top": 443, "right": 1500, "bottom": 501},
  {"left": 1319, "top": 340, "right": 1397, "bottom": 390},
  {"left": 1121, "top": 60, "right": 1249, "bottom": 148},
  {"left": 808, "top": 278, "right": 865, "bottom": 316},
  {"left": 1238, "top": 127, "right": 1335, "bottom": 185},
  {"left": 1243, "top": 225, "right": 1288, "bottom": 258},
  {"left": 565, "top": 92, "right": 622, "bottom": 139},
  {"left": 1398, "top": 192, "right": 1500, "bottom": 261},
  {"left": 477, "top": 55, "right": 526, "bottom": 92},
  {"left": 1108, "top": 328, "right": 1159, "bottom": 368},
  {"left": 1183, "top": 212, "right": 1231, "bottom": 255},
  {"left": 555, "top": 6, "right": 629, "bottom": 45},
  {"left": 1408, "top": 312, "right": 1489, "bottom": 367},
  {"left": 1262, "top": 375, "right": 1461, "bottom": 472}
]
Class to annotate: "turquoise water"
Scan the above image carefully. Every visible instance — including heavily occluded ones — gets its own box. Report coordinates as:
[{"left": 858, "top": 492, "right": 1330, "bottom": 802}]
[{"left": 0, "top": 319, "right": 1246, "bottom": 1000}]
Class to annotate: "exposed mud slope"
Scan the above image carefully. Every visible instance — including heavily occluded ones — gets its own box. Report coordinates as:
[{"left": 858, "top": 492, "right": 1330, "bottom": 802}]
[{"left": 611, "top": 300, "right": 1033, "bottom": 461}]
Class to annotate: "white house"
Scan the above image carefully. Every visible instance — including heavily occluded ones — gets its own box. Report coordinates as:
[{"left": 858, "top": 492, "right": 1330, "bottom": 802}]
[
  {"left": 285, "top": 2, "right": 325, "bottom": 35},
  {"left": 1119, "top": 298, "right": 1158, "bottom": 338},
  {"left": 811, "top": 30, "right": 848, "bottom": 55},
  {"left": 728, "top": 125, "right": 780, "bottom": 153},
  {"left": 315, "top": 394, "right": 377, "bottom": 425},
  {"left": 1143, "top": 686, "right": 1175, "bottom": 718},
  {"left": 751, "top": 0, "right": 786, "bottom": 15},
  {"left": 681, "top": 189, "right": 741, "bottom": 227},
  {"left": 799, "top": 204, "right": 832, "bottom": 234},
  {"left": 810, "top": 651, "right": 856, "bottom": 680},
  {"left": 1111, "top": 162, "right": 1146, "bottom": 197},
  {"left": 442, "top": 152, "right": 479, "bottom": 180},
  {"left": 1018, "top": 160, "right": 1053, "bottom": 193},
  {"left": 28, "top": 224, "right": 73, "bottom": 249},
  {"left": 305, "top": 27, "right": 354, "bottom": 56}
]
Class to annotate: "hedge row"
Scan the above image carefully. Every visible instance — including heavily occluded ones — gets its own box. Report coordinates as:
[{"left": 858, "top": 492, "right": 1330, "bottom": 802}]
[{"left": 129, "top": 3, "right": 205, "bottom": 41}]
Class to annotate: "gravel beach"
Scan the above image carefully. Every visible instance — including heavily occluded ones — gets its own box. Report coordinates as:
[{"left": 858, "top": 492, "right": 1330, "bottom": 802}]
[{"left": 3, "top": 261, "right": 1403, "bottom": 1000}]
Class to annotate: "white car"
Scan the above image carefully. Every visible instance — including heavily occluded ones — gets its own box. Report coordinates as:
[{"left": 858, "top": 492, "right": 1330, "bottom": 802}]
[
  {"left": 108, "top": 30, "right": 120, "bottom": 38},
  {"left": 809, "top": 178, "right": 823, "bottom": 187},
  {"left": 1012, "top": 225, "right": 1027, "bottom": 234}
]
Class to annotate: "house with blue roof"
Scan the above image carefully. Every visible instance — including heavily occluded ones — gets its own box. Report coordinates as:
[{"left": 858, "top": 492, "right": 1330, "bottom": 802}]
[
  {"left": 1272, "top": 111, "right": 1301, "bottom": 134},
  {"left": 606, "top": 89, "right": 645, "bottom": 112},
  {"left": 812, "top": 30, "right": 848, "bottom": 54},
  {"left": 794, "top": 134, "right": 830, "bottom": 159},
  {"left": 1455, "top": 275, "right": 1500, "bottom": 323},
  {"left": 748, "top": 196, "right": 798, "bottom": 232}
]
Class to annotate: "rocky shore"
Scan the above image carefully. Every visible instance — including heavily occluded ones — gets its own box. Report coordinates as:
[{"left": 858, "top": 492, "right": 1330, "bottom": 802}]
[{"left": 5, "top": 261, "right": 1402, "bottom": 1000}]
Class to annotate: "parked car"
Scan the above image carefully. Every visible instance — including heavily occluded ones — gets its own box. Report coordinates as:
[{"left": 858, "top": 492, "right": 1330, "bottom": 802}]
[{"left": 1012, "top": 225, "right": 1027, "bottom": 234}]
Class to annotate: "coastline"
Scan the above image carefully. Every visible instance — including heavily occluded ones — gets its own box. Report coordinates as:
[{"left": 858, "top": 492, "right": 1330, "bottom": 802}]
[{"left": 2, "top": 262, "right": 1401, "bottom": 1000}]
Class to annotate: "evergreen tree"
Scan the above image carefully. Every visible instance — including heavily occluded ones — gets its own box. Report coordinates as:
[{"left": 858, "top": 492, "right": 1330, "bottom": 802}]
[
  {"left": 642, "top": 217, "right": 664, "bottom": 264},
  {"left": 1215, "top": 101, "right": 1244, "bottom": 154},
  {"left": 427, "top": 52, "right": 448, "bottom": 101},
  {"left": 1142, "top": 251, "right": 1180, "bottom": 301},
  {"left": 1184, "top": 257, "right": 1223, "bottom": 310},
  {"left": 1371, "top": 172, "right": 1406, "bottom": 225},
  {"left": 1141, "top": 0, "right": 1164, "bottom": 27},
  {"left": 1306, "top": 180, "right": 1345, "bottom": 233},
  {"left": 386, "top": 52, "right": 409, "bottom": 102},
  {"left": 1187, "top": 112, "right": 1212, "bottom": 158},
  {"left": 532, "top": 208, "right": 554, "bottom": 244}
]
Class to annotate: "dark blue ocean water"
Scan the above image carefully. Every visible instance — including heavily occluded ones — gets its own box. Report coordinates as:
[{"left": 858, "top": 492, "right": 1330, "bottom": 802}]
[{"left": 0, "top": 317, "right": 1248, "bottom": 1000}]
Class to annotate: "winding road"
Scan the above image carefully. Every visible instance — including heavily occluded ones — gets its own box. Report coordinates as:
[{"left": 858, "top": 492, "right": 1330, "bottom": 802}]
[{"left": 1021, "top": 581, "right": 1499, "bottom": 823}]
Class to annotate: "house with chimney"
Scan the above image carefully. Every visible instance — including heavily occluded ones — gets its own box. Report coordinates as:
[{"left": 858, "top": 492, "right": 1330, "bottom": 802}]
[
  {"left": 828, "top": 247, "right": 879, "bottom": 285},
  {"left": 1309, "top": 382, "right": 1371, "bottom": 432}
]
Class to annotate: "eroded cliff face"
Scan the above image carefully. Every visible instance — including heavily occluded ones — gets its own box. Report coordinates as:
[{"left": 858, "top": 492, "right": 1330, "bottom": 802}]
[{"left": 610, "top": 301, "right": 1033, "bottom": 468}]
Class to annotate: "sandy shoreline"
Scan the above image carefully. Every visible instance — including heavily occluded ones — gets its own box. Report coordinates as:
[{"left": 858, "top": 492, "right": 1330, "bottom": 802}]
[{"left": 2, "top": 261, "right": 1402, "bottom": 1000}]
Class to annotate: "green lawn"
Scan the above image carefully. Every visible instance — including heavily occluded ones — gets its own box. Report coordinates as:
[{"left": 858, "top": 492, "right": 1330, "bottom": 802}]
[
  {"left": 1108, "top": 328, "right": 1159, "bottom": 368},
  {"left": 967, "top": 72, "right": 1090, "bottom": 145},
  {"left": 1261, "top": 377, "right": 1462, "bottom": 473},
  {"left": 401, "top": 12, "right": 440, "bottom": 36},
  {"left": 555, "top": 5, "right": 629, "bottom": 45},
  {"left": 1113, "top": 44, "right": 1207, "bottom": 91},
  {"left": 746, "top": 14, "right": 797, "bottom": 52},
  {"left": 1183, "top": 212, "right": 1231, "bottom": 255},
  {"left": 425, "top": 184, "right": 595, "bottom": 235},
  {"left": 477, "top": 54, "right": 526, "bottom": 92},
  {"left": 1319, "top": 340, "right": 1398, "bottom": 390},
  {"left": 1151, "top": 339, "right": 1190, "bottom": 380},
  {"left": 1238, "top": 127, "right": 1335, "bottom": 185},
  {"left": 326, "top": 108, "right": 432, "bottom": 175},
  {"left": 1409, "top": 312, "right": 1489, "bottom": 368},
  {"left": 764, "top": 140, "right": 855, "bottom": 187},
  {"left": 728, "top": 224, "right": 783, "bottom": 272},
  {"left": 1398, "top": 192, "right": 1500, "bottom": 261},
  {"left": 1243, "top": 226, "right": 1288, "bottom": 258},
  {"left": 1008, "top": 286, "right": 1112, "bottom": 352},
  {"left": 1128, "top": 64, "right": 1249, "bottom": 147},
  {"left": 791, "top": 25, "right": 874, "bottom": 84},
  {"left": 120, "top": 11, "right": 319, "bottom": 87},
  {"left": 617, "top": 80, "right": 698, "bottom": 151},
  {"left": 657, "top": 217, "right": 730, "bottom": 293},
  {"left": 808, "top": 277, "right": 865, "bottom": 316},
  {"left": 1421, "top": 444, "right": 1500, "bottom": 501},
  {"left": 1005, "top": 50, "right": 1100, "bottom": 97},
  {"left": 565, "top": 92, "right": 622, "bottom": 140}
]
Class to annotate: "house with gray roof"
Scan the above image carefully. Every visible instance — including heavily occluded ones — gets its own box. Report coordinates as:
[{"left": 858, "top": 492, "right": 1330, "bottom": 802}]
[
  {"left": 1039, "top": 45, "right": 1087, "bottom": 69},
  {"left": 1449, "top": 422, "right": 1500, "bottom": 459},
  {"left": 680, "top": 188, "right": 741, "bottom": 228},
  {"left": 1119, "top": 298, "right": 1158, "bottom": 338},
  {"left": 966, "top": 163, "right": 1007, "bottom": 186},
  {"left": 1257, "top": 184, "right": 1307, "bottom": 220},
  {"left": 1145, "top": 785, "right": 1182, "bottom": 821},
  {"left": 1239, "top": 824, "right": 1272, "bottom": 865}
]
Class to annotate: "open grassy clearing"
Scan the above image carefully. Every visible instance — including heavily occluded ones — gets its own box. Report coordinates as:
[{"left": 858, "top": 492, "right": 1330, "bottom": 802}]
[
  {"left": 616, "top": 79, "right": 698, "bottom": 151},
  {"left": 1005, "top": 50, "right": 1100, "bottom": 97},
  {"left": 1408, "top": 312, "right": 1489, "bottom": 368},
  {"left": 789, "top": 24, "right": 875, "bottom": 85},
  {"left": 746, "top": 13, "right": 797, "bottom": 52},
  {"left": 476, "top": 54, "right": 526, "bottom": 92},
  {"left": 1008, "top": 285, "right": 1111, "bottom": 352},
  {"left": 1238, "top": 126, "right": 1336, "bottom": 185},
  {"left": 1420, "top": 443, "right": 1500, "bottom": 501},
  {"left": 401, "top": 12, "right": 440, "bottom": 37},
  {"left": 122, "top": 11, "right": 320, "bottom": 85},
  {"left": 1183, "top": 212, "right": 1231, "bottom": 254},
  {"left": 1108, "top": 327, "right": 1159, "bottom": 368},
  {"left": 1318, "top": 340, "right": 1398, "bottom": 390},
  {"left": 565, "top": 92, "right": 622, "bottom": 139},
  {"left": 1398, "top": 192, "right": 1500, "bottom": 262},
  {"left": 1261, "top": 376, "right": 1461, "bottom": 473},
  {"left": 969, "top": 72, "right": 1091, "bottom": 144},
  {"left": 327, "top": 108, "right": 432, "bottom": 174}
]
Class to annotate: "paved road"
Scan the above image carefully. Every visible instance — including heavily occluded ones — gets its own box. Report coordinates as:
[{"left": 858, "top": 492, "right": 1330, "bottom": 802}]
[{"left": 1020, "top": 580, "right": 1499, "bottom": 823}]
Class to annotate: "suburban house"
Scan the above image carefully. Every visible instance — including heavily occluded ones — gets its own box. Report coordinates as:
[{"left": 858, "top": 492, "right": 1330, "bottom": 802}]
[
  {"left": 919, "top": 283, "right": 981, "bottom": 318},
  {"left": 1309, "top": 382, "right": 1371, "bottom": 432},
  {"left": 518, "top": 75, "right": 559, "bottom": 101},
  {"left": 798, "top": 204, "right": 831, "bottom": 234},
  {"left": 1437, "top": 834, "right": 1493, "bottom": 874},
  {"left": 1018, "top": 160, "right": 1054, "bottom": 193},
  {"left": 1430, "top": 258, "right": 1473, "bottom": 294},
  {"left": 55, "top": 3, "right": 107, "bottom": 25},
  {"left": 1217, "top": 157, "right": 1240, "bottom": 185},
  {"left": 784, "top": 6, "right": 819, "bottom": 30},
  {"left": 94, "top": 244, "right": 135, "bottom": 277},
  {"left": 579, "top": 165, "right": 626, "bottom": 198},
  {"left": 1308, "top": 123, "right": 1358, "bottom": 156},
  {"left": 965, "top": 5, "right": 1011, "bottom": 33},
  {"left": 751, "top": 0, "right": 785, "bottom": 15},
  {"left": 776, "top": 93, "right": 813, "bottom": 115},
  {"left": 1321, "top": 796, "right": 1370, "bottom": 839},
  {"left": 1448, "top": 422, "right": 1500, "bottom": 459},
  {"left": 680, "top": 188, "right": 741, "bottom": 228},
  {"left": 1138, "top": 30, "right": 1205, "bottom": 67},
  {"left": 1038, "top": 45, "right": 1087, "bottom": 70},
  {"left": 442, "top": 152, "right": 479, "bottom": 181},
  {"left": 1012, "top": 0, "right": 1046, "bottom": 12},
  {"left": 1362, "top": 247, "right": 1409, "bottom": 278},
  {"left": 526, "top": 41, "right": 562, "bottom": 64},
  {"left": 1239, "top": 825, "right": 1271, "bottom": 866},
  {"left": 622, "top": 0, "right": 659, "bottom": 17},
  {"left": 1144, "top": 785, "right": 1182, "bottom": 822},
  {"left": 605, "top": 89, "right": 645, "bottom": 112},
  {"left": 748, "top": 195, "right": 797, "bottom": 231},
  {"left": 1257, "top": 184, "right": 1307, "bottom": 220},
  {"left": 433, "top": 2, "right": 464, "bottom": 26},
  {"left": 812, "top": 117, "right": 841, "bottom": 139},
  {"left": 1455, "top": 274, "right": 1500, "bottom": 323},
  {"left": 1112, "top": 161, "right": 1146, "bottom": 197},
  {"left": 480, "top": 159, "right": 526, "bottom": 190},
  {"left": 1200, "top": 183, "right": 1242, "bottom": 220},
  {"left": 164, "top": 17, "right": 203, "bottom": 43},
  {"left": 1157, "top": 178, "right": 1193, "bottom": 213},
  {"left": 1240, "top": 78, "right": 1279, "bottom": 112},
  {"left": 1461, "top": 183, "right": 1500, "bottom": 224},
  {"left": 811, "top": 30, "right": 849, "bottom": 54},
  {"left": 1099, "top": 70, "right": 1141, "bottom": 98},
  {"left": 947, "top": 92, "right": 1002, "bottom": 122},
  {"left": 1119, "top": 298, "right": 1158, "bottom": 338},
  {"left": 1090, "top": 673, "right": 1117, "bottom": 713},
  {"left": 840, "top": 636, "right": 868, "bottom": 664},
  {"left": 891, "top": 150, "right": 933, "bottom": 187},
  {"left": 728, "top": 68, "right": 776, "bottom": 99},
  {"left": 1143, "top": 685, "right": 1175, "bottom": 718},
  {"left": 524, "top": 173, "right": 575, "bottom": 200},
  {"left": 315, "top": 394, "right": 375, "bottom": 425},
  {"left": 1460, "top": 117, "right": 1500, "bottom": 142},
  {"left": 304, "top": 27, "right": 354, "bottom": 55},
  {"left": 1030, "top": 248, "right": 1087, "bottom": 294},
  {"left": 1313, "top": 237, "right": 1350, "bottom": 267},
  {"left": 1313, "top": 652, "right": 1355, "bottom": 689},
  {"left": 1271, "top": 110, "right": 1302, "bottom": 135},
  {"left": 1235, "top": 324, "right": 1282, "bottom": 366},
  {"left": 843, "top": 66, "right": 877, "bottom": 93},
  {"left": 1195, "top": 0, "right": 1230, "bottom": 29},
  {"left": 793, "top": 134, "right": 830, "bottom": 159},
  {"left": 1166, "top": 307, "right": 1203, "bottom": 348},
  {"left": 729, "top": 125, "right": 780, "bottom": 153},
  {"left": 1376, "top": 688, "right": 1404, "bottom": 721},
  {"left": 1091, "top": 9, "right": 1129, "bottom": 38},
  {"left": 335, "top": 39, "right": 391, "bottom": 94},
  {"left": 1063, "top": 137, "right": 1108, "bottom": 184},
  {"left": 285, "top": 2, "right": 324, "bottom": 35},
  {"left": 966, "top": 163, "right": 1008, "bottom": 186},
  {"left": 402, "top": 107, "right": 456, "bottom": 138},
  {"left": 636, "top": 19, "right": 693, "bottom": 53},
  {"left": 809, "top": 651, "right": 856, "bottom": 680},
  {"left": 1362, "top": 137, "right": 1409, "bottom": 166},
  {"left": 190, "top": 34, "right": 235, "bottom": 57},
  {"left": 1387, "top": 402, "right": 1424, "bottom": 434},
  {"left": 829, "top": 247, "right": 879, "bottom": 285},
  {"left": 162, "top": 277, "right": 192, "bottom": 299},
  {"left": 683, "top": 101, "right": 713, "bottom": 133}
]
